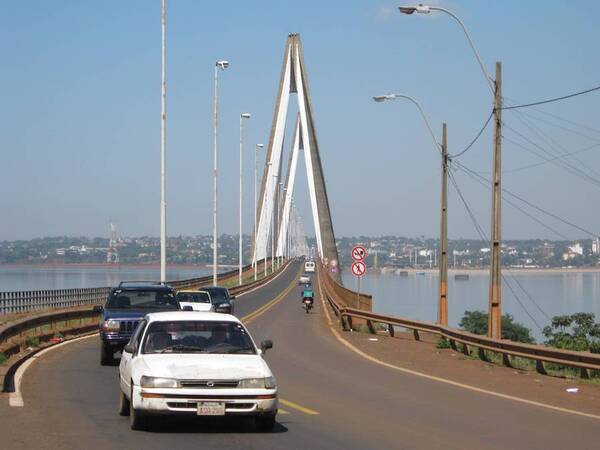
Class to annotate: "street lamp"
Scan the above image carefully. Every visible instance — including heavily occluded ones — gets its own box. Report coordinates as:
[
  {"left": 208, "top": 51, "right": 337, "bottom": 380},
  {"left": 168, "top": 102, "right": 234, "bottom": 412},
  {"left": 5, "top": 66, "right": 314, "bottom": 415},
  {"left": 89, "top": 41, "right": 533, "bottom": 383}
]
[
  {"left": 264, "top": 161, "right": 272, "bottom": 277},
  {"left": 272, "top": 173, "right": 278, "bottom": 274},
  {"left": 373, "top": 93, "right": 440, "bottom": 151},
  {"left": 398, "top": 4, "right": 494, "bottom": 93},
  {"left": 254, "top": 143, "right": 264, "bottom": 281},
  {"left": 399, "top": 3, "right": 503, "bottom": 338},
  {"left": 277, "top": 182, "right": 284, "bottom": 268},
  {"left": 213, "top": 59, "right": 229, "bottom": 285},
  {"left": 373, "top": 93, "right": 448, "bottom": 326},
  {"left": 239, "top": 113, "right": 251, "bottom": 286},
  {"left": 159, "top": 0, "right": 167, "bottom": 283}
]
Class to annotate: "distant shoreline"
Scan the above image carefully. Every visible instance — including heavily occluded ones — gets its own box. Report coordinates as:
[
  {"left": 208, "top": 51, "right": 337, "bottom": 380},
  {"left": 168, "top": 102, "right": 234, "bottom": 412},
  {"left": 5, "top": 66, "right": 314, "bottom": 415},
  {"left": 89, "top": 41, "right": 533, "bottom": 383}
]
[{"left": 371, "top": 267, "right": 600, "bottom": 275}]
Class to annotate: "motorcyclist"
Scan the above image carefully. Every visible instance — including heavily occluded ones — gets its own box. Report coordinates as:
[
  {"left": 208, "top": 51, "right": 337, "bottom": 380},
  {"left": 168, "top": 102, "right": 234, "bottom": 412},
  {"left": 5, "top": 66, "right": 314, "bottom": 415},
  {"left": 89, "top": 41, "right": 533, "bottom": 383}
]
[{"left": 301, "top": 289, "right": 314, "bottom": 307}]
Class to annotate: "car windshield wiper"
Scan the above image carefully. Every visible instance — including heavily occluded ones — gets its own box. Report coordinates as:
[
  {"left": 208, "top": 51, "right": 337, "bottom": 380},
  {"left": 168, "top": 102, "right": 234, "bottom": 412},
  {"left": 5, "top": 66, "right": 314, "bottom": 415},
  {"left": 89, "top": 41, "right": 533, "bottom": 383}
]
[
  {"left": 156, "top": 345, "right": 206, "bottom": 353},
  {"left": 225, "top": 348, "right": 255, "bottom": 354}
]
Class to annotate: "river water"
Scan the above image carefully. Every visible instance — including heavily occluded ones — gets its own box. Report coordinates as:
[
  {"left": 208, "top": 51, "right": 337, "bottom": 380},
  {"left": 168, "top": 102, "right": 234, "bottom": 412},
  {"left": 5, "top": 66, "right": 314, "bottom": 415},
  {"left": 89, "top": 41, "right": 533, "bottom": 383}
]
[
  {"left": 0, "top": 266, "right": 213, "bottom": 292},
  {"left": 342, "top": 270, "right": 600, "bottom": 342},
  {"left": 2, "top": 266, "right": 599, "bottom": 342}
]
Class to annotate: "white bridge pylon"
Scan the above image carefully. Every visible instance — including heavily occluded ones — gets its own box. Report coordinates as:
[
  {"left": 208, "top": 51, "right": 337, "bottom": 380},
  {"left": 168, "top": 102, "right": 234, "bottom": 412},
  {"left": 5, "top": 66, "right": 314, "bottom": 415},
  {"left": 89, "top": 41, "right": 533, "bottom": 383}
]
[{"left": 252, "top": 33, "right": 339, "bottom": 271}]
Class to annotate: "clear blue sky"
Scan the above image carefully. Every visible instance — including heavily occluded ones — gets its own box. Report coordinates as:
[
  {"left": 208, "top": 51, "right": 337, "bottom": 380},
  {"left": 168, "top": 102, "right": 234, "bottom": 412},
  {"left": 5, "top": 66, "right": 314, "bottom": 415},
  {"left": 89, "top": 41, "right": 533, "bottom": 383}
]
[{"left": 1, "top": 1, "right": 599, "bottom": 241}]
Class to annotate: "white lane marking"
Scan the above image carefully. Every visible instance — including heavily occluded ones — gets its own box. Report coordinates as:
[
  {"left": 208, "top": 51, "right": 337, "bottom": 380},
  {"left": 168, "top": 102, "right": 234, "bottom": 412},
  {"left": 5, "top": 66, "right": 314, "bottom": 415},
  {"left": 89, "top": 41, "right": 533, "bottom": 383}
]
[
  {"left": 316, "top": 276, "right": 600, "bottom": 422},
  {"left": 8, "top": 333, "right": 98, "bottom": 407},
  {"left": 236, "top": 261, "right": 294, "bottom": 298}
]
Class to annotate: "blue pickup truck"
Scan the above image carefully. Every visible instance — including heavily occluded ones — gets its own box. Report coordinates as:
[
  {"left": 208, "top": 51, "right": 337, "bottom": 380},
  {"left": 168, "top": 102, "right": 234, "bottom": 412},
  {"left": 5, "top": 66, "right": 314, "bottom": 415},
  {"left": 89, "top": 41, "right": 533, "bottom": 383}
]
[{"left": 96, "top": 282, "right": 180, "bottom": 365}]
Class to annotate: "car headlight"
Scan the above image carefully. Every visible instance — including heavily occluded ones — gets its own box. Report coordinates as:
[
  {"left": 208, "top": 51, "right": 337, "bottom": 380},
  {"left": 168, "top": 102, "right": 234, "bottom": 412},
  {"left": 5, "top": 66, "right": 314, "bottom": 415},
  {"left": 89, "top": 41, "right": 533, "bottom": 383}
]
[
  {"left": 100, "top": 319, "right": 120, "bottom": 332},
  {"left": 239, "top": 377, "right": 277, "bottom": 389},
  {"left": 140, "top": 376, "right": 181, "bottom": 388}
]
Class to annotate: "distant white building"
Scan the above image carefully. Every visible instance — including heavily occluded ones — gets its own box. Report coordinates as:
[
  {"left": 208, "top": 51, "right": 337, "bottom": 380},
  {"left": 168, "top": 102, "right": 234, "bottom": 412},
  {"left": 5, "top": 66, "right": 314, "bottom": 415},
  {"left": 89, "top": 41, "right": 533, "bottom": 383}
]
[
  {"left": 592, "top": 237, "right": 600, "bottom": 255},
  {"left": 569, "top": 243, "right": 583, "bottom": 256}
]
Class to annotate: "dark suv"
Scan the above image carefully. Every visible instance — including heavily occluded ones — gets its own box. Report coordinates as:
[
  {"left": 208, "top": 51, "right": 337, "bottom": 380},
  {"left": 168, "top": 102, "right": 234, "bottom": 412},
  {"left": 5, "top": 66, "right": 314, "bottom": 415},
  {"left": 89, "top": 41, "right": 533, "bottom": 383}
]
[
  {"left": 96, "top": 282, "right": 179, "bottom": 365},
  {"left": 202, "top": 286, "right": 236, "bottom": 314}
]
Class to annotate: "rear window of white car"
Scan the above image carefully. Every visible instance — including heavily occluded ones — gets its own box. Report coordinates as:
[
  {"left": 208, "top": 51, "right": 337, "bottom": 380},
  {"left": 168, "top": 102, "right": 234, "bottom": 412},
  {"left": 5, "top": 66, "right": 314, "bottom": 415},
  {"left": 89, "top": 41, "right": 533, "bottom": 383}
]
[{"left": 142, "top": 320, "right": 255, "bottom": 355}]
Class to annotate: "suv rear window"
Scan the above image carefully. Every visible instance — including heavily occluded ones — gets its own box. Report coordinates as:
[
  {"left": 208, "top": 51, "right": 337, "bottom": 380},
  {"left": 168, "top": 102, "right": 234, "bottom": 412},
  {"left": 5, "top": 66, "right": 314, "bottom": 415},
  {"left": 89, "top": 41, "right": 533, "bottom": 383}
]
[
  {"left": 107, "top": 290, "right": 178, "bottom": 310},
  {"left": 177, "top": 292, "right": 211, "bottom": 304},
  {"left": 204, "top": 288, "right": 230, "bottom": 301}
]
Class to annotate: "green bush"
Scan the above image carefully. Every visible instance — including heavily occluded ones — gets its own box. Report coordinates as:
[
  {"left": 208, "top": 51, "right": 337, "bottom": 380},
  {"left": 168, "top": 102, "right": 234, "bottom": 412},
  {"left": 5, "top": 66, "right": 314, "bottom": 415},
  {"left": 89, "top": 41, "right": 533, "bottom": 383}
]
[
  {"left": 459, "top": 310, "right": 534, "bottom": 343},
  {"left": 543, "top": 312, "right": 600, "bottom": 352},
  {"left": 436, "top": 338, "right": 452, "bottom": 349},
  {"left": 25, "top": 336, "right": 40, "bottom": 347},
  {"left": 0, "top": 353, "right": 6, "bottom": 364}
]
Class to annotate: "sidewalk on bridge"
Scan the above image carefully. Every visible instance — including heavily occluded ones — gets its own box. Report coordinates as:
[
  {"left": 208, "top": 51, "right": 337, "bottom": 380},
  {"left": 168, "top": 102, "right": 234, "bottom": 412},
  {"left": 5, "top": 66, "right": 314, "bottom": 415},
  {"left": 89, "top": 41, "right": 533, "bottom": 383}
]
[{"left": 329, "top": 323, "right": 600, "bottom": 417}]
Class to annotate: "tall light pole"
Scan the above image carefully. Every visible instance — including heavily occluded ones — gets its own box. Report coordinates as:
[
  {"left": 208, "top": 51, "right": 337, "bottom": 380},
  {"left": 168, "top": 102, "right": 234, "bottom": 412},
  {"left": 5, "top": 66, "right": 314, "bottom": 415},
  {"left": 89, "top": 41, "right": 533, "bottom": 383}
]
[
  {"left": 272, "top": 173, "right": 277, "bottom": 274},
  {"left": 254, "top": 143, "right": 264, "bottom": 281},
  {"left": 277, "top": 182, "right": 283, "bottom": 268},
  {"left": 373, "top": 93, "right": 447, "bottom": 325},
  {"left": 159, "top": 0, "right": 167, "bottom": 283},
  {"left": 213, "top": 59, "right": 229, "bottom": 286},
  {"left": 264, "top": 161, "right": 272, "bottom": 277},
  {"left": 399, "top": 3, "right": 502, "bottom": 338},
  {"left": 239, "top": 113, "right": 251, "bottom": 286}
]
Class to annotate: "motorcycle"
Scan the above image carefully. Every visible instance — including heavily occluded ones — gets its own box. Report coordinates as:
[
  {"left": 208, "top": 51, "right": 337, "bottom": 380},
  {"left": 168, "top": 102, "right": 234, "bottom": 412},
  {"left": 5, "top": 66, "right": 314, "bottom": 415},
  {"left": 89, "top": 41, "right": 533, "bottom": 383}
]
[{"left": 302, "top": 296, "right": 313, "bottom": 313}]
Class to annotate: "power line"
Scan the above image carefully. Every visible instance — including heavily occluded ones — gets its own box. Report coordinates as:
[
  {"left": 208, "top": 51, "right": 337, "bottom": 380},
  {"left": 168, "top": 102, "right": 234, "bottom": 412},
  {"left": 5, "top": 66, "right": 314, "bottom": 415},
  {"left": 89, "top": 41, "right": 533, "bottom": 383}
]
[
  {"left": 449, "top": 110, "right": 494, "bottom": 159},
  {"left": 502, "top": 84, "right": 600, "bottom": 110},
  {"left": 447, "top": 170, "right": 546, "bottom": 331},
  {"left": 455, "top": 160, "right": 598, "bottom": 237},
  {"left": 453, "top": 161, "right": 571, "bottom": 240}
]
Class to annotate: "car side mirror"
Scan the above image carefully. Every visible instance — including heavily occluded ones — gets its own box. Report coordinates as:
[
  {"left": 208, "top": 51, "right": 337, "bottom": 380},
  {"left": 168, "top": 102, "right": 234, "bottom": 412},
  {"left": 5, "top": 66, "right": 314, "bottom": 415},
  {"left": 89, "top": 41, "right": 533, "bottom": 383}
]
[
  {"left": 260, "top": 340, "right": 273, "bottom": 353},
  {"left": 182, "top": 305, "right": 193, "bottom": 311},
  {"left": 123, "top": 343, "right": 137, "bottom": 354},
  {"left": 93, "top": 305, "right": 104, "bottom": 313}
]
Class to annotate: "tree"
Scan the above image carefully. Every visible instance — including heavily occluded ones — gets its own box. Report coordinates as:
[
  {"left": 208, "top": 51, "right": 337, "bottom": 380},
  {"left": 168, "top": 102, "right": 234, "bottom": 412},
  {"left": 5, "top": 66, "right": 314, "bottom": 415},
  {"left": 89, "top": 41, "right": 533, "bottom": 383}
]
[
  {"left": 542, "top": 313, "right": 600, "bottom": 353},
  {"left": 460, "top": 310, "right": 534, "bottom": 343}
]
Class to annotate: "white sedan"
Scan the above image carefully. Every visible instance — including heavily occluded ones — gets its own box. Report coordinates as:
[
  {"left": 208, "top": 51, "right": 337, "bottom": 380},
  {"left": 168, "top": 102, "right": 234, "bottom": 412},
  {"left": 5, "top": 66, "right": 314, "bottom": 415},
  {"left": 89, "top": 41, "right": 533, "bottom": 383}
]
[
  {"left": 118, "top": 311, "right": 278, "bottom": 431},
  {"left": 176, "top": 290, "right": 213, "bottom": 312}
]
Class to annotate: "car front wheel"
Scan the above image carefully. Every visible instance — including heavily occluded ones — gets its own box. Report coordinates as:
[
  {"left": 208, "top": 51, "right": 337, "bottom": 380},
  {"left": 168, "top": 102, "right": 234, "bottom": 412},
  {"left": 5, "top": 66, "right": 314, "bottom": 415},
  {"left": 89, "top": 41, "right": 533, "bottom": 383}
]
[
  {"left": 118, "top": 390, "right": 130, "bottom": 416},
  {"left": 100, "top": 343, "right": 114, "bottom": 366},
  {"left": 255, "top": 414, "right": 276, "bottom": 432},
  {"left": 130, "top": 387, "right": 148, "bottom": 430}
]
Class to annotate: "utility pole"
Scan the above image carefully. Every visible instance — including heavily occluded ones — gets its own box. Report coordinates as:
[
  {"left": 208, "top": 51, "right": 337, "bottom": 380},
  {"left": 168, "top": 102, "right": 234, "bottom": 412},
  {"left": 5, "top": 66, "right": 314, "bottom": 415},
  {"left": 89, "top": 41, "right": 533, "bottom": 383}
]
[
  {"left": 438, "top": 123, "right": 448, "bottom": 326},
  {"left": 488, "top": 62, "right": 502, "bottom": 339}
]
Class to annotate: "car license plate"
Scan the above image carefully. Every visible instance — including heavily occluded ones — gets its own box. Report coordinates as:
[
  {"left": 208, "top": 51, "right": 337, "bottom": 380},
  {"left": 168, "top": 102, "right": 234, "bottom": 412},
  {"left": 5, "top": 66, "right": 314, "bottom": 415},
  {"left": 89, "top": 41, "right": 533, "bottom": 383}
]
[{"left": 197, "top": 402, "right": 226, "bottom": 416}]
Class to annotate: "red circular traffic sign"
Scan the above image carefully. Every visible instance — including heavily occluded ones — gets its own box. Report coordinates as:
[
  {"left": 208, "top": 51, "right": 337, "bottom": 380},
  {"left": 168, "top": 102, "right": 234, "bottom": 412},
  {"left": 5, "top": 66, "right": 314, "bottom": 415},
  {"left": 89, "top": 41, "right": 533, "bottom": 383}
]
[
  {"left": 351, "top": 246, "right": 367, "bottom": 261},
  {"left": 351, "top": 260, "right": 367, "bottom": 277}
]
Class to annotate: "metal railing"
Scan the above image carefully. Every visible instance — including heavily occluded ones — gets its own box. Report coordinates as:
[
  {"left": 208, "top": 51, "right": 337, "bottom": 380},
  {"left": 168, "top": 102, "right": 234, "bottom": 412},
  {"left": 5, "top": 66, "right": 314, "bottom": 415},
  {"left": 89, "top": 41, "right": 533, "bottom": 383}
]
[
  {"left": 0, "top": 259, "right": 274, "bottom": 314},
  {"left": 318, "top": 265, "right": 600, "bottom": 377}
]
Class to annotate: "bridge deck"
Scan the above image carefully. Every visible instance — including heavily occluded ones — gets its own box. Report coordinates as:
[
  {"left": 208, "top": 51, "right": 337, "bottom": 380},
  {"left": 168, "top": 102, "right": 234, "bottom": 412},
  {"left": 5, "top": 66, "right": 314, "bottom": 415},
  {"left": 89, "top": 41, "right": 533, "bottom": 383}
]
[{"left": 2, "top": 260, "right": 599, "bottom": 449}]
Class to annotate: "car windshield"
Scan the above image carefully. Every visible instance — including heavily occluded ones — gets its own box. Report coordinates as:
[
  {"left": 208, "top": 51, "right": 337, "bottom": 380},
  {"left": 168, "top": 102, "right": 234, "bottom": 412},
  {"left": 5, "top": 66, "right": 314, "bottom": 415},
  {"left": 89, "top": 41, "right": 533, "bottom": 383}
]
[
  {"left": 106, "top": 290, "right": 178, "bottom": 310},
  {"left": 176, "top": 292, "right": 210, "bottom": 304},
  {"left": 142, "top": 320, "right": 256, "bottom": 355},
  {"left": 204, "top": 288, "right": 230, "bottom": 301}
]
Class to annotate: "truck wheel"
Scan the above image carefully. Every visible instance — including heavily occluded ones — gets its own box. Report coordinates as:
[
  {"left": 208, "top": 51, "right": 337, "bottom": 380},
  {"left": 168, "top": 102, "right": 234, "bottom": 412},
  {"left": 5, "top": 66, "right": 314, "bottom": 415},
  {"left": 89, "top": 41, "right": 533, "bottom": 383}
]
[
  {"left": 118, "top": 389, "right": 130, "bottom": 416},
  {"left": 100, "top": 344, "right": 114, "bottom": 366}
]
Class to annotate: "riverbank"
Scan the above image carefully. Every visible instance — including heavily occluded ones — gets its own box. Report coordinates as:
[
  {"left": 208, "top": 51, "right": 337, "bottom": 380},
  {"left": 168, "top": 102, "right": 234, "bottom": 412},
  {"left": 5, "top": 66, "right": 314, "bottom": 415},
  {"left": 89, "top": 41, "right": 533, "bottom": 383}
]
[{"left": 372, "top": 267, "right": 600, "bottom": 275}]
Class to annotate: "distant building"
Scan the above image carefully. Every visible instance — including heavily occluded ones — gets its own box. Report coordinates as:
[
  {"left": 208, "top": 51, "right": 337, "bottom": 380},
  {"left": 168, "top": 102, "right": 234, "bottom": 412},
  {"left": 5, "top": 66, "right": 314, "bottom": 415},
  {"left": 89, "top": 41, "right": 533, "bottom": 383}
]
[{"left": 593, "top": 237, "right": 600, "bottom": 255}]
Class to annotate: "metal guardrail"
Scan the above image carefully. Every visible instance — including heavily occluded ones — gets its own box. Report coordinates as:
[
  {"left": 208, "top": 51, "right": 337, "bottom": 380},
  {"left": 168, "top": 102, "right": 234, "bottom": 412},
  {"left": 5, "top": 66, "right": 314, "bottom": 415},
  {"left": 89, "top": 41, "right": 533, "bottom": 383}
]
[
  {"left": 0, "top": 259, "right": 274, "bottom": 314},
  {"left": 318, "top": 266, "right": 600, "bottom": 377}
]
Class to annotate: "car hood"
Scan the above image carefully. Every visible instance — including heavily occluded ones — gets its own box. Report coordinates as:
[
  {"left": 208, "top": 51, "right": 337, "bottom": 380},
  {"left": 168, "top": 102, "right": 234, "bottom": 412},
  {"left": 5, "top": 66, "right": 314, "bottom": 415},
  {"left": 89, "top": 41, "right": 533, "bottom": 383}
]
[{"left": 135, "top": 354, "right": 271, "bottom": 380}]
